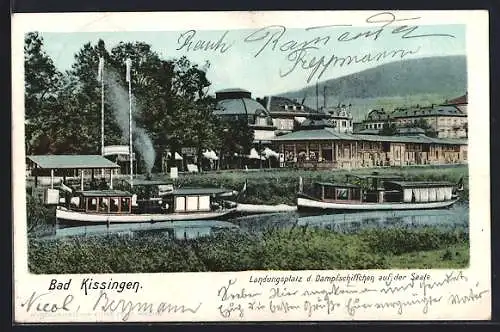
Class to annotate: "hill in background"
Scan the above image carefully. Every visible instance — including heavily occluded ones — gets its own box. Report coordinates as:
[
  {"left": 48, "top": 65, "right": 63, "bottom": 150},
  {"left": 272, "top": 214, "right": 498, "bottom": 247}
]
[{"left": 279, "top": 55, "right": 467, "bottom": 121}]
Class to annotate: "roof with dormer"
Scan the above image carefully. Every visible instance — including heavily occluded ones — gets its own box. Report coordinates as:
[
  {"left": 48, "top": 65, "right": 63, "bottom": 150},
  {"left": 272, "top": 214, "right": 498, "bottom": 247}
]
[{"left": 391, "top": 105, "right": 466, "bottom": 118}]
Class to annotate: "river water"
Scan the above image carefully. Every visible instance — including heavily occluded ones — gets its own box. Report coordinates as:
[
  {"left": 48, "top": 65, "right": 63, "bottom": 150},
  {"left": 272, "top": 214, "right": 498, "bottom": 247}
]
[{"left": 43, "top": 203, "right": 469, "bottom": 240}]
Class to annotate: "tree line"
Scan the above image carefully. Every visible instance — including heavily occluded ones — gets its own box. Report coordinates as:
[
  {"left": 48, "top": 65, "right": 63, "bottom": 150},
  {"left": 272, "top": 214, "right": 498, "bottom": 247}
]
[{"left": 24, "top": 32, "right": 253, "bottom": 172}]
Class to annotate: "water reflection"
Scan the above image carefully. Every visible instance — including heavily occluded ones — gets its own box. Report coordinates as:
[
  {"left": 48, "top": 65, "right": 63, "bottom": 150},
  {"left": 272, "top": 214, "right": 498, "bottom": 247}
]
[
  {"left": 44, "top": 204, "right": 469, "bottom": 240},
  {"left": 235, "top": 203, "right": 469, "bottom": 234}
]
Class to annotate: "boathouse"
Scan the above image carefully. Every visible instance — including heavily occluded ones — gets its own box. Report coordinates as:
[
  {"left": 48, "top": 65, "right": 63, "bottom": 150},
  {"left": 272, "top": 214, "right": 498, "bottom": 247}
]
[{"left": 26, "top": 155, "right": 121, "bottom": 201}]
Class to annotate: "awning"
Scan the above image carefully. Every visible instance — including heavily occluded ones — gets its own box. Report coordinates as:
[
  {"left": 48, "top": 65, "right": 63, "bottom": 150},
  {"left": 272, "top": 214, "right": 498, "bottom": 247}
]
[
  {"left": 262, "top": 147, "right": 279, "bottom": 159},
  {"left": 27, "top": 155, "right": 120, "bottom": 169},
  {"left": 167, "top": 152, "right": 183, "bottom": 160},
  {"left": 247, "top": 148, "right": 266, "bottom": 160},
  {"left": 202, "top": 150, "right": 219, "bottom": 160}
]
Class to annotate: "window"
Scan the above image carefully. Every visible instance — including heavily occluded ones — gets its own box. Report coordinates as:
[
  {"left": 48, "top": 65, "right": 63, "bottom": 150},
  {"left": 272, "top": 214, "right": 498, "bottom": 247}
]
[
  {"left": 99, "top": 197, "right": 109, "bottom": 213},
  {"left": 198, "top": 196, "right": 210, "bottom": 210},
  {"left": 110, "top": 198, "right": 119, "bottom": 213},
  {"left": 87, "top": 198, "right": 98, "bottom": 212},
  {"left": 121, "top": 198, "right": 130, "bottom": 212},
  {"left": 186, "top": 196, "right": 199, "bottom": 211},
  {"left": 255, "top": 117, "right": 268, "bottom": 126},
  {"left": 336, "top": 188, "right": 349, "bottom": 200},
  {"left": 175, "top": 196, "right": 186, "bottom": 212},
  {"left": 324, "top": 186, "right": 335, "bottom": 199}
]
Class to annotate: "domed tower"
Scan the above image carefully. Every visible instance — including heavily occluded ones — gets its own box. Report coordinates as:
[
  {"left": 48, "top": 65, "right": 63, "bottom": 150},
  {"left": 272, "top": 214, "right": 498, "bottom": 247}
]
[{"left": 213, "top": 88, "right": 275, "bottom": 141}]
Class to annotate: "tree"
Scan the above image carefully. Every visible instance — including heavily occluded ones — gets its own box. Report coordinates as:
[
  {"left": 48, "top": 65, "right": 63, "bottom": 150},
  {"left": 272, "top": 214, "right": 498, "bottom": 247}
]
[
  {"left": 25, "top": 37, "right": 224, "bottom": 172},
  {"left": 379, "top": 122, "right": 397, "bottom": 136},
  {"left": 407, "top": 118, "right": 437, "bottom": 138},
  {"left": 218, "top": 117, "right": 255, "bottom": 169},
  {"left": 24, "top": 32, "right": 64, "bottom": 154},
  {"left": 108, "top": 44, "right": 216, "bottom": 171}
]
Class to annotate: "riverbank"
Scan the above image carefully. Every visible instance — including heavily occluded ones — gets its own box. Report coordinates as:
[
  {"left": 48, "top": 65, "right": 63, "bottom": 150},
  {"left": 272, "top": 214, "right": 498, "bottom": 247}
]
[
  {"left": 26, "top": 164, "right": 469, "bottom": 233},
  {"left": 29, "top": 226, "right": 468, "bottom": 273}
]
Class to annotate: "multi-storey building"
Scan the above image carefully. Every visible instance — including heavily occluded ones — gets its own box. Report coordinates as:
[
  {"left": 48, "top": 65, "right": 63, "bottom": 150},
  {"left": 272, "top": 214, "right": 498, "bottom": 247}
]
[
  {"left": 319, "top": 104, "right": 354, "bottom": 133},
  {"left": 390, "top": 105, "right": 467, "bottom": 139},
  {"left": 359, "top": 102, "right": 468, "bottom": 139},
  {"left": 262, "top": 96, "right": 324, "bottom": 135},
  {"left": 262, "top": 96, "right": 354, "bottom": 135},
  {"left": 361, "top": 108, "right": 390, "bottom": 131}
]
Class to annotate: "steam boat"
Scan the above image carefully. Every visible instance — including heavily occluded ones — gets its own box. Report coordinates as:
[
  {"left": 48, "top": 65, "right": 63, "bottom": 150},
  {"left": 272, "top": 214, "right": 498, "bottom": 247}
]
[
  {"left": 296, "top": 174, "right": 463, "bottom": 212},
  {"left": 56, "top": 178, "right": 237, "bottom": 225}
]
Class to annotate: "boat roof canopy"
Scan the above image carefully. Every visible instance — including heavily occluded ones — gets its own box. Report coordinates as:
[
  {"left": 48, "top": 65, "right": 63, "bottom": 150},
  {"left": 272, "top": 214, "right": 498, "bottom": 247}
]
[
  {"left": 384, "top": 181, "right": 455, "bottom": 188},
  {"left": 27, "top": 155, "right": 120, "bottom": 169},
  {"left": 124, "top": 178, "right": 174, "bottom": 186},
  {"left": 77, "top": 190, "right": 132, "bottom": 197},
  {"left": 314, "top": 182, "right": 360, "bottom": 189}
]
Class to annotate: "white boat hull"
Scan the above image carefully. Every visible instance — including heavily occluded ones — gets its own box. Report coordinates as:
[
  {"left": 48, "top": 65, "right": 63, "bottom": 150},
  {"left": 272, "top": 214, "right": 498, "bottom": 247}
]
[
  {"left": 235, "top": 202, "right": 297, "bottom": 214},
  {"left": 56, "top": 207, "right": 237, "bottom": 224},
  {"left": 297, "top": 197, "right": 459, "bottom": 212}
]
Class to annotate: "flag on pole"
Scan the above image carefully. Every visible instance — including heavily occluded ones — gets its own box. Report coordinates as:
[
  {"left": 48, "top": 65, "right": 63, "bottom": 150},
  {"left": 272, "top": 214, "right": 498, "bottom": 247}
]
[
  {"left": 125, "top": 58, "right": 132, "bottom": 82},
  {"left": 98, "top": 57, "right": 104, "bottom": 81}
]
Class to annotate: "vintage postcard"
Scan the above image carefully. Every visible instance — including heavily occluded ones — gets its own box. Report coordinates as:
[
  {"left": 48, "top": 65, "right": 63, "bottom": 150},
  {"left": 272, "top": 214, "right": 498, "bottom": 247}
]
[{"left": 12, "top": 10, "right": 490, "bottom": 322}]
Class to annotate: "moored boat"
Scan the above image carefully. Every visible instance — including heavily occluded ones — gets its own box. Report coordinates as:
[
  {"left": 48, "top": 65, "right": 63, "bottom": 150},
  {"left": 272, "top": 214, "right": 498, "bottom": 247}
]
[
  {"left": 297, "top": 174, "right": 463, "bottom": 213},
  {"left": 56, "top": 182, "right": 237, "bottom": 225}
]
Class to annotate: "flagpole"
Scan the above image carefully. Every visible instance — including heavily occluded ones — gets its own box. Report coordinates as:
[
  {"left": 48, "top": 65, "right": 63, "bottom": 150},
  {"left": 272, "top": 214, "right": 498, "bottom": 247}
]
[
  {"left": 99, "top": 57, "right": 105, "bottom": 179},
  {"left": 126, "top": 59, "right": 133, "bottom": 185},
  {"left": 100, "top": 58, "right": 105, "bottom": 157}
]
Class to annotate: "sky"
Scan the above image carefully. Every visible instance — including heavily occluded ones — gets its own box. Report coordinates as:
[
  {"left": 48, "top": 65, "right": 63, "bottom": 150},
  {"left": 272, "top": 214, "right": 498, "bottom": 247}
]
[{"left": 39, "top": 24, "right": 466, "bottom": 98}]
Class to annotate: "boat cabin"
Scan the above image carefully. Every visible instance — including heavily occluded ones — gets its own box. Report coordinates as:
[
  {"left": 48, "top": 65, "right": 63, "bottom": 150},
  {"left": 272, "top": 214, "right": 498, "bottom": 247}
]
[
  {"left": 383, "top": 181, "right": 454, "bottom": 203},
  {"left": 311, "top": 182, "right": 362, "bottom": 202},
  {"left": 68, "top": 190, "right": 133, "bottom": 214},
  {"left": 163, "top": 188, "right": 235, "bottom": 214}
]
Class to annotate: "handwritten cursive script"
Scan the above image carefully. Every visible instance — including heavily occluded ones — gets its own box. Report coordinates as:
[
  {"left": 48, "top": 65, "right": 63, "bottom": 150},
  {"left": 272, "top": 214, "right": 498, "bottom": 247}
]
[
  {"left": 20, "top": 291, "right": 75, "bottom": 313},
  {"left": 93, "top": 291, "right": 202, "bottom": 321},
  {"left": 214, "top": 271, "right": 487, "bottom": 319},
  {"left": 174, "top": 11, "right": 455, "bottom": 84},
  {"left": 177, "top": 30, "right": 233, "bottom": 53},
  {"left": 242, "top": 13, "right": 440, "bottom": 83}
]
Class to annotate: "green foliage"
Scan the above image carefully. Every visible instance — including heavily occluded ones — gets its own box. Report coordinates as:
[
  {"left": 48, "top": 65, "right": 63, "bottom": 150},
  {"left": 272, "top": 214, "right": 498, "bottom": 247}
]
[
  {"left": 219, "top": 118, "right": 255, "bottom": 162},
  {"left": 388, "top": 243, "right": 469, "bottom": 269},
  {"left": 380, "top": 122, "right": 398, "bottom": 136},
  {"left": 24, "top": 36, "right": 231, "bottom": 170},
  {"left": 402, "top": 118, "right": 438, "bottom": 138},
  {"left": 26, "top": 194, "right": 55, "bottom": 235},
  {"left": 28, "top": 226, "right": 468, "bottom": 274},
  {"left": 359, "top": 227, "right": 468, "bottom": 256}
]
